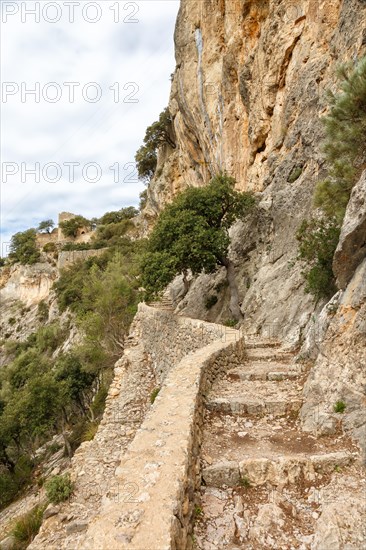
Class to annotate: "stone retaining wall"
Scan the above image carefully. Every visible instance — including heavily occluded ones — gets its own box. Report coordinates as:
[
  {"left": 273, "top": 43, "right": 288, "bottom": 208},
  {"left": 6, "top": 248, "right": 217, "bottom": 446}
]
[
  {"left": 82, "top": 308, "right": 245, "bottom": 549},
  {"left": 28, "top": 306, "right": 244, "bottom": 550},
  {"left": 135, "top": 302, "right": 240, "bottom": 383},
  {"left": 57, "top": 248, "right": 107, "bottom": 269}
]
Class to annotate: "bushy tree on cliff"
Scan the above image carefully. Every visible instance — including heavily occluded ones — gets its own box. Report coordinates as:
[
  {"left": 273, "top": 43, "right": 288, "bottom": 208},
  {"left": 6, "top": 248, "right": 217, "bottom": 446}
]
[
  {"left": 141, "top": 174, "right": 255, "bottom": 320},
  {"left": 9, "top": 229, "right": 40, "bottom": 265},
  {"left": 135, "top": 107, "right": 175, "bottom": 183},
  {"left": 59, "top": 215, "right": 91, "bottom": 238},
  {"left": 297, "top": 57, "right": 366, "bottom": 300},
  {"left": 98, "top": 207, "right": 137, "bottom": 225}
]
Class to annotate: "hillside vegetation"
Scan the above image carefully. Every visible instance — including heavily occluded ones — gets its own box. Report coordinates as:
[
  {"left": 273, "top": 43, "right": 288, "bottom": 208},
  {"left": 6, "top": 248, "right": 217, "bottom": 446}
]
[
  {"left": 0, "top": 220, "right": 141, "bottom": 510},
  {"left": 296, "top": 57, "right": 366, "bottom": 299}
]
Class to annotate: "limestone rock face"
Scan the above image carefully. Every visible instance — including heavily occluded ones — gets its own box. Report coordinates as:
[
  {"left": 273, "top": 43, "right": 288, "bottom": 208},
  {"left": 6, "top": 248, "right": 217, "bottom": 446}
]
[
  {"left": 333, "top": 170, "right": 366, "bottom": 290},
  {"left": 0, "top": 263, "right": 57, "bottom": 308},
  {"left": 300, "top": 258, "right": 366, "bottom": 458},
  {"left": 141, "top": 0, "right": 366, "bottom": 337}
]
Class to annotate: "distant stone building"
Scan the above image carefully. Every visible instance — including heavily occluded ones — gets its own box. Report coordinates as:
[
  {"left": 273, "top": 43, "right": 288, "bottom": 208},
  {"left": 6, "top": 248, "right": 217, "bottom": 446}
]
[{"left": 36, "top": 212, "right": 94, "bottom": 249}]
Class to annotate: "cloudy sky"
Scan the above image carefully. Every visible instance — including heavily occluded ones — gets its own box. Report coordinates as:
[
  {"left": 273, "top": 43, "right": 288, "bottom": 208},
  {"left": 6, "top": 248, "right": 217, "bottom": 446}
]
[{"left": 0, "top": 0, "right": 180, "bottom": 255}]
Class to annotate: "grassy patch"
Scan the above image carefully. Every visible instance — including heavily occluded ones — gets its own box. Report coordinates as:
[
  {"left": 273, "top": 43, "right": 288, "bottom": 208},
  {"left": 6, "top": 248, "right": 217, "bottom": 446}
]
[
  {"left": 287, "top": 166, "right": 303, "bottom": 183},
  {"left": 150, "top": 387, "right": 160, "bottom": 404},
  {"left": 11, "top": 505, "right": 45, "bottom": 549},
  {"left": 239, "top": 476, "right": 251, "bottom": 488},
  {"left": 334, "top": 400, "right": 346, "bottom": 413},
  {"left": 223, "top": 319, "right": 238, "bottom": 327}
]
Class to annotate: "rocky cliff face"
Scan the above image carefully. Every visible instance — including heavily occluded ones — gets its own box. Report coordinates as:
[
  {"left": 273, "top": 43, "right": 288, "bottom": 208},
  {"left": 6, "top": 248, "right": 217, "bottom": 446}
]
[
  {"left": 142, "top": 1, "right": 366, "bottom": 451},
  {"left": 301, "top": 171, "right": 366, "bottom": 456},
  {"left": 142, "top": 0, "right": 366, "bottom": 332},
  {"left": 0, "top": 263, "right": 57, "bottom": 308},
  {"left": 0, "top": 263, "right": 58, "bottom": 348}
]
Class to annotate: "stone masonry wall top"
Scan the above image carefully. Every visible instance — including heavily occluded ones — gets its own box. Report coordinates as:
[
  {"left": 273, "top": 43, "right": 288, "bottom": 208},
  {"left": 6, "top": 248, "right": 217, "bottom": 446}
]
[
  {"left": 135, "top": 303, "right": 238, "bottom": 383},
  {"left": 82, "top": 329, "right": 245, "bottom": 549}
]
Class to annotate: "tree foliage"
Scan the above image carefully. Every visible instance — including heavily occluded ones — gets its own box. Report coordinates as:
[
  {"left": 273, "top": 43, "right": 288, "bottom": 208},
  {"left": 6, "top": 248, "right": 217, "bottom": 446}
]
[
  {"left": 296, "top": 217, "right": 341, "bottom": 300},
  {"left": 59, "top": 215, "right": 91, "bottom": 238},
  {"left": 297, "top": 57, "right": 366, "bottom": 300},
  {"left": 135, "top": 107, "right": 175, "bottom": 183},
  {"left": 314, "top": 57, "right": 366, "bottom": 221},
  {"left": 9, "top": 229, "right": 40, "bottom": 265},
  {"left": 98, "top": 207, "right": 137, "bottom": 226},
  {"left": 141, "top": 174, "right": 255, "bottom": 316}
]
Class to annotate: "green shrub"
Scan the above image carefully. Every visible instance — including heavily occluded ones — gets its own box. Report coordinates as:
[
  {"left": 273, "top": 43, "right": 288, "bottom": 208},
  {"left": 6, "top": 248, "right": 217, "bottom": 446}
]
[
  {"left": 98, "top": 207, "right": 137, "bottom": 226},
  {"left": 11, "top": 505, "right": 45, "bottom": 548},
  {"left": 91, "top": 385, "right": 109, "bottom": 418},
  {"left": 46, "top": 442, "right": 62, "bottom": 455},
  {"left": 205, "top": 295, "right": 218, "bottom": 310},
  {"left": 334, "top": 400, "right": 346, "bottom": 413},
  {"left": 82, "top": 422, "right": 98, "bottom": 442},
  {"left": 223, "top": 319, "right": 238, "bottom": 327},
  {"left": 43, "top": 242, "right": 57, "bottom": 253},
  {"left": 296, "top": 217, "right": 340, "bottom": 300},
  {"left": 150, "top": 387, "right": 160, "bottom": 404},
  {"left": 36, "top": 322, "right": 66, "bottom": 353},
  {"left": 94, "top": 220, "right": 133, "bottom": 246},
  {"left": 37, "top": 301, "right": 49, "bottom": 322},
  {"left": 0, "top": 456, "right": 34, "bottom": 510},
  {"left": 8, "top": 317, "right": 16, "bottom": 326},
  {"left": 194, "top": 505, "right": 203, "bottom": 518},
  {"left": 239, "top": 476, "right": 251, "bottom": 488},
  {"left": 45, "top": 474, "right": 74, "bottom": 504},
  {"left": 287, "top": 166, "right": 303, "bottom": 183}
]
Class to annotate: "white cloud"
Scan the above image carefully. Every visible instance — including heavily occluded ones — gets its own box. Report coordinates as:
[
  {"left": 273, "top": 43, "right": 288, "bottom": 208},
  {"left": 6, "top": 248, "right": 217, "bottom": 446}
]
[{"left": 0, "top": 0, "right": 180, "bottom": 252}]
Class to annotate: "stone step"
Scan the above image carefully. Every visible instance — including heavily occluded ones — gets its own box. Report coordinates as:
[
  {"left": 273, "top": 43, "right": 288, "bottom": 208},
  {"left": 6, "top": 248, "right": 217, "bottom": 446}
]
[
  {"left": 227, "top": 361, "right": 302, "bottom": 381},
  {"left": 205, "top": 396, "right": 302, "bottom": 417},
  {"left": 202, "top": 451, "right": 357, "bottom": 488},
  {"left": 148, "top": 302, "right": 174, "bottom": 310},
  {"left": 245, "top": 348, "right": 295, "bottom": 362},
  {"left": 245, "top": 339, "right": 282, "bottom": 349},
  {"left": 206, "top": 378, "right": 302, "bottom": 418}
]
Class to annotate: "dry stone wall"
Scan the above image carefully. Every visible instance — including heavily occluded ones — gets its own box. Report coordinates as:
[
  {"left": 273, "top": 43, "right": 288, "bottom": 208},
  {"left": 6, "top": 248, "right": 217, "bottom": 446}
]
[
  {"left": 135, "top": 302, "right": 238, "bottom": 382},
  {"left": 29, "top": 305, "right": 244, "bottom": 550},
  {"left": 57, "top": 248, "right": 108, "bottom": 270},
  {"left": 82, "top": 309, "right": 245, "bottom": 550}
]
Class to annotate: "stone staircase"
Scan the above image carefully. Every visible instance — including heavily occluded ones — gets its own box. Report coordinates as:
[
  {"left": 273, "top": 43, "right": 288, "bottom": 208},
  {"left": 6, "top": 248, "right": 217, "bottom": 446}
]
[
  {"left": 148, "top": 289, "right": 174, "bottom": 311},
  {"left": 194, "top": 340, "right": 365, "bottom": 549}
]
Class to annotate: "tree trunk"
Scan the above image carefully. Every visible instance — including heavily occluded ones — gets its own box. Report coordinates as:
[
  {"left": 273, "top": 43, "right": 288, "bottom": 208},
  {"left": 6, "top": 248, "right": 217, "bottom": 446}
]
[
  {"left": 182, "top": 270, "right": 190, "bottom": 297},
  {"left": 63, "top": 432, "right": 72, "bottom": 458},
  {"left": 222, "top": 258, "right": 243, "bottom": 321}
]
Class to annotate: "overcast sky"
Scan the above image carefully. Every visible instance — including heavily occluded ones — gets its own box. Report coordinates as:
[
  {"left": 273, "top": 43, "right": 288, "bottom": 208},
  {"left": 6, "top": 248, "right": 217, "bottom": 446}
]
[{"left": 0, "top": 0, "right": 180, "bottom": 255}]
